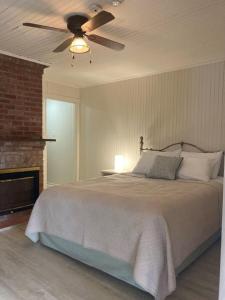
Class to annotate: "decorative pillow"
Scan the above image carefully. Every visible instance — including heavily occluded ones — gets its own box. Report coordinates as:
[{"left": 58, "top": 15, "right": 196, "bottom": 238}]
[
  {"left": 146, "top": 155, "right": 183, "bottom": 180},
  {"left": 177, "top": 157, "right": 217, "bottom": 181},
  {"left": 181, "top": 151, "right": 223, "bottom": 179},
  {"left": 132, "top": 149, "right": 181, "bottom": 175}
]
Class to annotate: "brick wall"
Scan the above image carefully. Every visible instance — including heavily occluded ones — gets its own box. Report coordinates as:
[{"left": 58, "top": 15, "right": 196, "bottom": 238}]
[
  {"left": 0, "top": 53, "right": 46, "bottom": 190},
  {"left": 0, "top": 53, "right": 45, "bottom": 139},
  {"left": 0, "top": 141, "right": 45, "bottom": 190}
]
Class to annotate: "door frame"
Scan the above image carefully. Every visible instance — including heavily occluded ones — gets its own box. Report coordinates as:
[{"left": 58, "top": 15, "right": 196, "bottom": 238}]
[{"left": 43, "top": 93, "right": 80, "bottom": 188}]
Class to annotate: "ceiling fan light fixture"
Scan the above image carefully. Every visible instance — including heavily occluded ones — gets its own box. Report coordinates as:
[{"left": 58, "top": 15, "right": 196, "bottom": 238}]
[{"left": 69, "top": 37, "right": 90, "bottom": 54}]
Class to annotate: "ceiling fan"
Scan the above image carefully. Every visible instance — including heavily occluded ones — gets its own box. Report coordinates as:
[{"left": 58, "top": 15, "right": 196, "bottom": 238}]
[{"left": 23, "top": 10, "right": 125, "bottom": 54}]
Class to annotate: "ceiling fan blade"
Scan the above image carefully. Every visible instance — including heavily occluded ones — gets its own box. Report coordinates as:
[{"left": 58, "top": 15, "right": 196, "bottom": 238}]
[
  {"left": 23, "top": 22, "right": 68, "bottom": 33},
  {"left": 86, "top": 34, "right": 125, "bottom": 51},
  {"left": 81, "top": 10, "right": 114, "bottom": 32},
  {"left": 53, "top": 37, "right": 74, "bottom": 53}
]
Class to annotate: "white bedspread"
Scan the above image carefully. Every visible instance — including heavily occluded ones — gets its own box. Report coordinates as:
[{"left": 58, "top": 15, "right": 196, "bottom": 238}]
[{"left": 26, "top": 175, "right": 222, "bottom": 300}]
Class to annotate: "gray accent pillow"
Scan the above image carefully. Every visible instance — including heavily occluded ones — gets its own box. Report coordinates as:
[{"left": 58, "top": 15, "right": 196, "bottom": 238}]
[{"left": 146, "top": 155, "right": 183, "bottom": 180}]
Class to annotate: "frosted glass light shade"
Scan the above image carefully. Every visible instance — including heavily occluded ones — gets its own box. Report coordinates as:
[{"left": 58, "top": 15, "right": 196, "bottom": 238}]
[
  {"left": 114, "top": 155, "right": 125, "bottom": 172},
  {"left": 69, "top": 37, "right": 90, "bottom": 54}
]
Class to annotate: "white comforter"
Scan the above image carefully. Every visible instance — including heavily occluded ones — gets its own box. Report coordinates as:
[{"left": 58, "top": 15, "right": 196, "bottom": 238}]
[{"left": 26, "top": 174, "right": 223, "bottom": 300}]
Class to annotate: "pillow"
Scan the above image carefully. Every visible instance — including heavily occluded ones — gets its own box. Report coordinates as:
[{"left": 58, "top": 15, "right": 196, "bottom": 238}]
[
  {"left": 132, "top": 149, "right": 181, "bottom": 175},
  {"left": 177, "top": 157, "right": 217, "bottom": 181},
  {"left": 146, "top": 155, "right": 183, "bottom": 180},
  {"left": 181, "top": 151, "right": 223, "bottom": 179}
]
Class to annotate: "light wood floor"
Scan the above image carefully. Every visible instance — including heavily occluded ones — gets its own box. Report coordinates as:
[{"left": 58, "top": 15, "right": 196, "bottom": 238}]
[{"left": 0, "top": 225, "right": 220, "bottom": 300}]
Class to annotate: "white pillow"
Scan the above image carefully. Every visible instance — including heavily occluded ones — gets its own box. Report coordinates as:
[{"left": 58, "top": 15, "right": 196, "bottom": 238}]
[
  {"left": 181, "top": 151, "right": 223, "bottom": 179},
  {"left": 132, "top": 149, "right": 181, "bottom": 175},
  {"left": 177, "top": 157, "right": 217, "bottom": 181}
]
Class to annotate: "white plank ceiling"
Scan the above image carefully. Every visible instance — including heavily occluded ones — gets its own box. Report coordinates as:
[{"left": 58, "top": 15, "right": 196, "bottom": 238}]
[{"left": 0, "top": 0, "right": 225, "bottom": 87}]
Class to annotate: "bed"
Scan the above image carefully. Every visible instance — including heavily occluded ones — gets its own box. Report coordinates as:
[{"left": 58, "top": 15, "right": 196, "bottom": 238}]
[{"left": 26, "top": 138, "right": 223, "bottom": 300}]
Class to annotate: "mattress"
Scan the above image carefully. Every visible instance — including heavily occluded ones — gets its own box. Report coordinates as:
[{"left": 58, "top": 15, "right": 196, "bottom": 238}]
[{"left": 26, "top": 174, "right": 223, "bottom": 299}]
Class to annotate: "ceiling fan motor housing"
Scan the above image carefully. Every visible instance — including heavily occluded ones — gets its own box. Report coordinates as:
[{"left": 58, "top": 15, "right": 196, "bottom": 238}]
[{"left": 67, "top": 15, "right": 89, "bottom": 36}]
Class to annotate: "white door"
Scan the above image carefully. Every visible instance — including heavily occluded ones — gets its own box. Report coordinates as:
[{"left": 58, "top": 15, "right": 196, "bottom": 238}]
[{"left": 46, "top": 99, "right": 76, "bottom": 185}]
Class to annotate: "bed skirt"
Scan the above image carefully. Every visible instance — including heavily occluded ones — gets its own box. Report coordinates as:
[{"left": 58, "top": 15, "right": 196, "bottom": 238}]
[{"left": 40, "top": 230, "right": 221, "bottom": 292}]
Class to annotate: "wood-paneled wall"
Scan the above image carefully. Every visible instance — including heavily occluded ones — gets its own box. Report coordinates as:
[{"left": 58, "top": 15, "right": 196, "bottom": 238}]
[{"left": 80, "top": 61, "right": 225, "bottom": 179}]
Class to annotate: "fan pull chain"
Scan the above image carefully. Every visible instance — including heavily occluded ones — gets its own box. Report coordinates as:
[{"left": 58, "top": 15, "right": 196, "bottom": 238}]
[
  {"left": 70, "top": 50, "right": 93, "bottom": 66},
  {"left": 89, "top": 49, "right": 93, "bottom": 64},
  {"left": 71, "top": 54, "right": 75, "bottom": 67}
]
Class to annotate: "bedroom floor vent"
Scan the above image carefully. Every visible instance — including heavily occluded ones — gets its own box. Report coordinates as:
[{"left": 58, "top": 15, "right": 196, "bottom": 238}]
[{"left": 0, "top": 167, "right": 39, "bottom": 216}]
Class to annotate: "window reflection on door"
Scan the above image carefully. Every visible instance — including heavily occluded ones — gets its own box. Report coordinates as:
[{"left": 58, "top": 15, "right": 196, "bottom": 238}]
[{"left": 46, "top": 99, "right": 76, "bottom": 185}]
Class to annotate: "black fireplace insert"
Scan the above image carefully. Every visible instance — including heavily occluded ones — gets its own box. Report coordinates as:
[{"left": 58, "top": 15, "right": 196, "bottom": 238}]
[{"left": 0, "top": 167, "right": 39, "bottom": 216}]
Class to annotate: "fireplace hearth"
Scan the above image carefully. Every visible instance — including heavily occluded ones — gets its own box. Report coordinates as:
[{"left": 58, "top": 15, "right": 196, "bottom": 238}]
[{"left": 0, "top": 167, "right": 39, "bottom": 216}]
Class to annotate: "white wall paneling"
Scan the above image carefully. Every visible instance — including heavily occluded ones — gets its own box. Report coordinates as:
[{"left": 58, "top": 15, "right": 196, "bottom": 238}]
[{"left": 80, "top": 60, "right": 225, "bottom": 179}]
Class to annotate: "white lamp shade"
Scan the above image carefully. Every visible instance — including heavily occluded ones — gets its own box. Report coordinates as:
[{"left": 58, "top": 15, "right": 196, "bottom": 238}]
[
  {"left": 114, "top": 155, "right": 125, "bottom": 172},
  {"left": 69, "top": 37, "right": 90, "bottom": 54}
]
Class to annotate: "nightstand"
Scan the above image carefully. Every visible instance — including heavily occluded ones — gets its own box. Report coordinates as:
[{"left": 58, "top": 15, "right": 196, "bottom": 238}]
[{"left": 101, "top": 169, "right": 129, "bottom": 176}]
